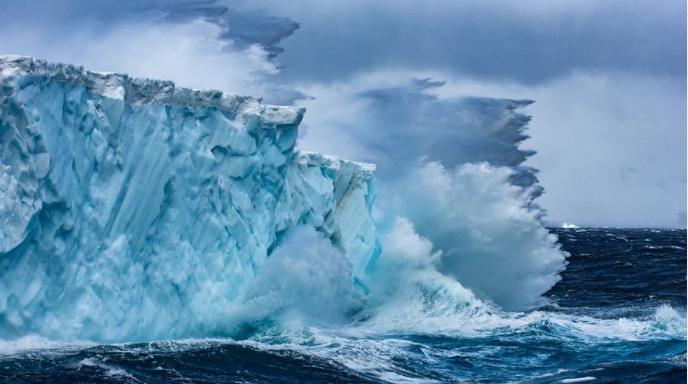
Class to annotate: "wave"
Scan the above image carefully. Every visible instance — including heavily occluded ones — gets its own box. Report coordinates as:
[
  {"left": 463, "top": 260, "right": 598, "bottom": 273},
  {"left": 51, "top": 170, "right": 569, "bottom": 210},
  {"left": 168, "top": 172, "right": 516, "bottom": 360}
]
[
  {"left": 1, "top": 303, "right": 683, "bottom": 384},
  {"left": 374, "top": 161, "right": 566, "bottom": 310}
]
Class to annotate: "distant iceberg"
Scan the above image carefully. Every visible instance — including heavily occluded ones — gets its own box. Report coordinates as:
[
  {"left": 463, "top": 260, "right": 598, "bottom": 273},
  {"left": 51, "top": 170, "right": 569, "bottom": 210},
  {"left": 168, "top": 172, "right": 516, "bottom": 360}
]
[{"left": 562, "top": 223, "right": 580, "bottom": 229}]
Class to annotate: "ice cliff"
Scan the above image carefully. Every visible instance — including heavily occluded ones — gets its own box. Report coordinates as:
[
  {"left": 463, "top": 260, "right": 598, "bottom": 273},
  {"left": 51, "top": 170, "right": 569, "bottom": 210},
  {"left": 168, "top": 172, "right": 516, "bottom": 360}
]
[{"left": 0, "top": 56, "right": 379, "bottom": 341}]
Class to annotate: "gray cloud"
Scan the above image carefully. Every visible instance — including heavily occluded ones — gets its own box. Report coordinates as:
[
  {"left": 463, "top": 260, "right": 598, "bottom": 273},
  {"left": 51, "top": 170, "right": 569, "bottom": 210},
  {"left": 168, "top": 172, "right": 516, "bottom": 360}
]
[
  {"left": 0, "top": 0, "right": 306, "bottom": 104},
  {"left": 0, "top": 0, "right": 298, "bottom": 62},
  {"left": 215, "top": 11, "right": 299, "bottom": 58},
  {"left": 240, "top": 0, "right": 686, "bottom": 85},
  {"left": 292, "top": 76, "right": 543, "bottom": 204},
  {"left": 356, "top": 83, "right": 535, "bottom": 174}
]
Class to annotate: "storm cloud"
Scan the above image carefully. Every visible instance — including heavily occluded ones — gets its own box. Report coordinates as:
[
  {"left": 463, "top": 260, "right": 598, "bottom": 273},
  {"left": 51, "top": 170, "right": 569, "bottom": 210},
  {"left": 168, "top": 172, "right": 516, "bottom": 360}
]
[{"left": 239, "top": 0, "right": 686, "bottom": 85}]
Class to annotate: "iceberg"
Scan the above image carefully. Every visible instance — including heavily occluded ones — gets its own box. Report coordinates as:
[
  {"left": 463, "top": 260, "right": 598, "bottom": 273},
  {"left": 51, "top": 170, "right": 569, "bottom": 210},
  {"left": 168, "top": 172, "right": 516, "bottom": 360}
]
[
  {"left": 0, "top": 56, "right": 569, "bottom": 344},
  {"left": 0, "top": 56, "right": 379, "bottom": 341}
]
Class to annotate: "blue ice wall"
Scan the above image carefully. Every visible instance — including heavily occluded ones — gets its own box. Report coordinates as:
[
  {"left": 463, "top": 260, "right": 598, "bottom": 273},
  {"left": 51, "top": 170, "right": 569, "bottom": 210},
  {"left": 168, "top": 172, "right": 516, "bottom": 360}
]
[{"left": 0, "top": 56, "right": 379, "bottom": 341}]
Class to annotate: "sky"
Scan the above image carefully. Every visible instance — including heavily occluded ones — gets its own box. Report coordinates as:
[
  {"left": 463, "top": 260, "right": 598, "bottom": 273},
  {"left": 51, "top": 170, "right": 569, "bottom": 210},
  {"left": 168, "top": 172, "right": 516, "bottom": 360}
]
[{"left": 0, "top": 0, "right": 685, "bottom": 227}]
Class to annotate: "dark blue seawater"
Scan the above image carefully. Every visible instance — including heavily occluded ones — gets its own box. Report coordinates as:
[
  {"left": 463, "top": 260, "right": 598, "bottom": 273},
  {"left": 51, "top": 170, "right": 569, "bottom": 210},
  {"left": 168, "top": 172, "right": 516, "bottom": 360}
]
[{"left": 0, "top": 228, "right": 685, "bottom": 383}]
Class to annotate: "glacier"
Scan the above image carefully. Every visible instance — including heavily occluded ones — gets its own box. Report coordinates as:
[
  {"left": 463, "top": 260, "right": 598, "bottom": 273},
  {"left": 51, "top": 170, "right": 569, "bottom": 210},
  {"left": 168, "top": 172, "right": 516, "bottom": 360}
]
[{"left": 0, "top": 56, "right": 379, "bottom": 341}]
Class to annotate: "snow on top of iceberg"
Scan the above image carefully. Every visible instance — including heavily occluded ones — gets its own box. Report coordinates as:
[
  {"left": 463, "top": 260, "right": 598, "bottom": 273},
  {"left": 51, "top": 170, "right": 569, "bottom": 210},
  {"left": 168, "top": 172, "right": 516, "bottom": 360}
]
[{"left": 0, "top": 55, "right": 304, "bottom": 128}]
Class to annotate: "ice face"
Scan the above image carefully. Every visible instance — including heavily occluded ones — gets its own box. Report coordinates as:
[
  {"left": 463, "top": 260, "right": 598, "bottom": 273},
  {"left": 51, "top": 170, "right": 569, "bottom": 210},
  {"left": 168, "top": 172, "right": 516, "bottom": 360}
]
[{"left": 0, "top": 56, "right": 379, "bottom": 342}]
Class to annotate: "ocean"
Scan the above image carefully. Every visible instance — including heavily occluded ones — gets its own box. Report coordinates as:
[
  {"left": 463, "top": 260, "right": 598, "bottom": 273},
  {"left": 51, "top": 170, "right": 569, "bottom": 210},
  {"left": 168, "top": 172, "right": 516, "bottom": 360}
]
[{"left": 0, "top": 228, "right": 685, "bottom": 383}]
